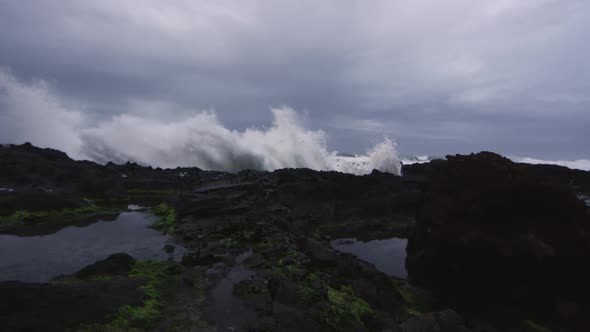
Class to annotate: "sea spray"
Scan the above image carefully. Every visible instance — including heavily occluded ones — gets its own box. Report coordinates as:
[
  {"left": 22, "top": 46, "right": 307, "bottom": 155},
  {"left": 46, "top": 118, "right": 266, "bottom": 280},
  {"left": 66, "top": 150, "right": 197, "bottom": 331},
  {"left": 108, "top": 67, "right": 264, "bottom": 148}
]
[
  {"left": 80, "top": 108, "right": 402, "bottom": 175},
  {"left": 1, "top": 70, "right": 404, "bottom": 174}
]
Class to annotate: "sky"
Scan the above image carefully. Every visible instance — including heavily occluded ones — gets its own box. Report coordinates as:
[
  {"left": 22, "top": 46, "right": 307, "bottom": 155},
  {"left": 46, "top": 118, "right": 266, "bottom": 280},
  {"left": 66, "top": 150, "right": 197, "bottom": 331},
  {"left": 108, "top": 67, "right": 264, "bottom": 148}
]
[{"left": 0, "top": 0, "right": 589, "bottom": 163}]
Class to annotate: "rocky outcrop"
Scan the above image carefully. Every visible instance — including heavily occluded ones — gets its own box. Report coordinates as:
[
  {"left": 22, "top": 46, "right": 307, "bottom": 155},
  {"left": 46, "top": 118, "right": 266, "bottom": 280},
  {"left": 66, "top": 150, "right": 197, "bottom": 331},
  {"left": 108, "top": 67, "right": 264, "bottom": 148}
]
[
  {"left": 4, "top": 143, "right": 590, "bottom": 331},
  {"left": 75, "top": 253, "right": 136, "bottom": 279},
  {"left": 399, "top": 309, "right": 470, "bottom": 332},
  {"left": 406, "top": 152, "right": 590, "bottom": 328},
  {"left": 0, "top": 278, "right": 144, "bottom": 332}
]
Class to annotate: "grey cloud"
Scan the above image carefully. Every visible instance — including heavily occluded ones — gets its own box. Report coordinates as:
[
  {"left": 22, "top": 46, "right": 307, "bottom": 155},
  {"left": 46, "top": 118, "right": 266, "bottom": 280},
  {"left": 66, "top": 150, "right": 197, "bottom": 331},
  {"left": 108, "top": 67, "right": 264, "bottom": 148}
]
[{"left": 0, "top": 0, "right": 589, "bottom": 159}]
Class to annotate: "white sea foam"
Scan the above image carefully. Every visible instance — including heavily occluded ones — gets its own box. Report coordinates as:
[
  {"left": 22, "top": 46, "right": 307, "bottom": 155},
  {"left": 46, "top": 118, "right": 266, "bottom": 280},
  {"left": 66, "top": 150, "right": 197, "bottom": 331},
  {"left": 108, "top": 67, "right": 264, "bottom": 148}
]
[
  {"left": 80, "top": 108, "right": 402, "bottom": 175},
  {"left": 5, "top": 70, "right": 587, "bottom": 175},
  {"left": 0, "top": 70, "right": 402, "bottom": 175},
  {"left": 510, "top": 157, "right": 590, "bottom": 171}
]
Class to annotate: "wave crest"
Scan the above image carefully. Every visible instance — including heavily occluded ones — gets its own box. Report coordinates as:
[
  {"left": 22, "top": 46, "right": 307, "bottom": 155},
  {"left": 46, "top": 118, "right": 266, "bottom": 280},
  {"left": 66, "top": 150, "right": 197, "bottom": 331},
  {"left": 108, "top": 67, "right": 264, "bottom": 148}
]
[
  {"left": 81, "top": 108, "right": 401, "bottom": 175},
  {"left": 0, "top": 70, "right": 402, "bottom": 175}
]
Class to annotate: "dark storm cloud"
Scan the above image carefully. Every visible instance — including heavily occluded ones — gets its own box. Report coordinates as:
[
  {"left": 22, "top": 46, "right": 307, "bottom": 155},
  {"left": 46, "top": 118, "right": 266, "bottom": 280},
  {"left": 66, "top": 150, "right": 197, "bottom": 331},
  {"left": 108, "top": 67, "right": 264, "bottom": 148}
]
[{"left": 0, "top": 0, "right": 589, "bottom": 159}]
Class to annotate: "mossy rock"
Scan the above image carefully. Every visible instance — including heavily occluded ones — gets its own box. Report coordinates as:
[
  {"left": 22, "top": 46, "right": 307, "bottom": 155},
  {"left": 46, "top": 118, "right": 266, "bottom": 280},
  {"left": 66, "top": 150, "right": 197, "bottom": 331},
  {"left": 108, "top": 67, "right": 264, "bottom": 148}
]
[
  {"left": 149, "top": 203, "right": 176, "bottom": 234},
  {"left": 234, "top": 279, "right": 273, "bottom": 315}
]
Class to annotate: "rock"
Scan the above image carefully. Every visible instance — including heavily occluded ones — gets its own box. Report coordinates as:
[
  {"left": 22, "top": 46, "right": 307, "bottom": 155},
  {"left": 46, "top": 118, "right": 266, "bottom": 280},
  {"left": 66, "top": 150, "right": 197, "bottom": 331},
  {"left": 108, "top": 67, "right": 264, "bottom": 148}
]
[
  {"left": 522, "top": 320, "right": 552, "bottom": 332},
  {"left": 163, "top": 244, "right": 175, "bottom": 253},
  {"left": 6, "top": 143, "right": 590, "bottom": 331},
  {"left": 468, "top": 320, "right": 501, "bottom": 332},
  {"left": 181, "top": 253, "right": 199, "bottom": 266},
  {"left": 75, "top": 253, "right": 136, "bottom": 279},
  {"left": 161, "top": 261, "right": 182, "bottom": 276},
  {"left": 0, "top": 279, "right": 144, "bottom": 332},
  {"left": 244, "top": 253, "right": 266, "bottom": 268},
  {"left": 234, "top": 278, "right": 273, "bottom": 314},
  {"left": 299, "top": 238, "right": 337, "bottom": 266},
  {"left": 399, "top": 310, "right": 470, "bottom": 332},
  {"left": 434, "top": 309, "right": 470, "bottom": 332},
  {"left": 181, "top": 252, "right": 220, "bottom": 267},
  {"left": 400, "top": 313, "right": 441, "bottom": 332},
  {"left": 406, "top": 152, "right": 590, "bottom": 326},
  {"left": 282, "top": 257, "right": 297, "bottom": 265},
  {"left": 271, "top": 279, "right": 302, "bottom": 306}
]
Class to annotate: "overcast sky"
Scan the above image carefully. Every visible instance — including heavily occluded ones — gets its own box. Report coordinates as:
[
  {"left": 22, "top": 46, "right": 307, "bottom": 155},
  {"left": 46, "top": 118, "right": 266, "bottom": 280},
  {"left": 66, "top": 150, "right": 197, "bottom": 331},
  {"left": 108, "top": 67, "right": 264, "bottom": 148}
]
[{"left": 1, "top": 0, "right": 589, "bottom": 160}]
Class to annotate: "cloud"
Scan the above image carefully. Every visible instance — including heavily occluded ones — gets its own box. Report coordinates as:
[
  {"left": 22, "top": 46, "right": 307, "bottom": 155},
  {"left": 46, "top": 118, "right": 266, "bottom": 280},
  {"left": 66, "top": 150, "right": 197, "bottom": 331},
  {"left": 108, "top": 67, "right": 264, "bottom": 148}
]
[
  {"left": 0, "top": 1, "right": 589, "bottom": 158},
  {"left": 0, "top": 69, "right": 85, "bottom": 157}
]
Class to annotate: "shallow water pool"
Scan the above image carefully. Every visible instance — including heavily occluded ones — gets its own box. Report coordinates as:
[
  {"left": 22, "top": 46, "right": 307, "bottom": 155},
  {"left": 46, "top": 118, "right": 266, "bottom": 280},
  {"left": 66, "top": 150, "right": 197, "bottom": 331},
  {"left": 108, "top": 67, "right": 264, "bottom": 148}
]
[
  {"left": 331, "top": 237, "right": 408, "bottom": 278},
  {"left": 0, "top": 212, "right": 185, "bottom": 283}
]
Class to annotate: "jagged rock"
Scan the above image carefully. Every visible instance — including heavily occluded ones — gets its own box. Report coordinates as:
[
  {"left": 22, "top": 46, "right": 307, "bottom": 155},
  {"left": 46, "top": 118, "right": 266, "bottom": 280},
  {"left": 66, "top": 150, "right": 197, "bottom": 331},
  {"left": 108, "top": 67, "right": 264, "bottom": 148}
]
[
  {"left": 400, "top": 313, "right": 441, "bottom": 332},
  {"left": 181, "top": 252, "right": 220, "bottom": 267},
  {"left": 0, "top": 279, "right": 144, "bottom": 332},
  {"left": 4, "top": 144, "right": 590, "bottom": 331},
  {"left": 234, "top": 278, "right": 273, "bottom": 314},
  {"left": 434, "top": 309, "right": 470, "bottom": 332},
  {"left": 399, "top": 309, "right": 470, "bottom": 332},
  {"left": 163, "top": 244, "right": 175, "bottom": 253},
  {"left": 299, "top": 238, "right": 337, "bottom": 265},
  {"left": 75, "top": 253, "right": 136, "bottom": 278},
  {"left": 406, "top": 152, "right": 590, "bottom": 327}
]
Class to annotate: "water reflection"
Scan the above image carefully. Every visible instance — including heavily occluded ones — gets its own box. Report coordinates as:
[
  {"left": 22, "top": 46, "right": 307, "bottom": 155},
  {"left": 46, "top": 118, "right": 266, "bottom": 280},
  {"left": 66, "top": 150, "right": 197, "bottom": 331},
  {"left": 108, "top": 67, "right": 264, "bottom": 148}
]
[
  {"left": 0, "top": 212, "right": 185, "bottom": 282},
  {"left": 331, "top": 237, "right": 408, "bottom": 278}
]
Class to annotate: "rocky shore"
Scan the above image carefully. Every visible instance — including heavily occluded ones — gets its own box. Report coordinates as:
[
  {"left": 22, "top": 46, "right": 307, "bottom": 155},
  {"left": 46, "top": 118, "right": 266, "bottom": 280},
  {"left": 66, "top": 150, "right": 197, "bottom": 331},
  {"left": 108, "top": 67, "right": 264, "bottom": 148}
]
[{"left": 1, "top": 143, "right": 589, "bottom": 331}]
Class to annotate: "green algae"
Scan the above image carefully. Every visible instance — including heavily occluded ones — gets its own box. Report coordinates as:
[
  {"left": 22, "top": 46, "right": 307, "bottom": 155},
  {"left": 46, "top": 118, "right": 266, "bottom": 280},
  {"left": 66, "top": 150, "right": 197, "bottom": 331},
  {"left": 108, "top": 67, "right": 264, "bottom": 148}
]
[
  {"left": 0, "top": 202, "right": 97, "bottom": 221},
  {"left": 75, "top": 261, "right": 172, "bottom": 331},
  {"left": 325, "top": 285, "right": 374, "bottom": 330},
  {"left": 392, "top": 279, "right": 438, "bottom": 317},
  {"left": 50, "top": 275, "right": 114, "bottom": 285},
  {"left": 114, "top": 261, "right": 169, "bottom": 327},
  {"left": 0, "top": 199, "right": 100, "bottom": 232},
  {"left": 149, "top": 203, "right": 175, "bottom": 234}
]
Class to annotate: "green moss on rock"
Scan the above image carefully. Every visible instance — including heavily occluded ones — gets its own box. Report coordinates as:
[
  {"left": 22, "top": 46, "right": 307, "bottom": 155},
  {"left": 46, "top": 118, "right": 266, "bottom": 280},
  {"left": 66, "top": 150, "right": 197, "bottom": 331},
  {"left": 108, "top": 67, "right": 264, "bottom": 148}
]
[
  {"left": 150, "top": 203, "right": 175, "bottom": 234},
  {"left": 0, "top": 199, "right": 100, "bottom": 232},
  {"left": 75, "top": 260, "right": 172, "bottom": 331},
  {"left": 392, "top": 279, "right": 438, "bottom": 317},
  {"left": 325, "top": 285, "right": 374, "bottom": 330}
]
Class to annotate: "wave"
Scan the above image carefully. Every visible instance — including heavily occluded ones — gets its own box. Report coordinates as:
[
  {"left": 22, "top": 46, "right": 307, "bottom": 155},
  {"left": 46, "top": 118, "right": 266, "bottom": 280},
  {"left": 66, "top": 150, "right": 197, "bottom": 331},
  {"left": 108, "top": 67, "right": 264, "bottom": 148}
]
[
  {"left": 510, "top": 157, "right": 590, "bottom": 171},
  {"left": 0, "top": 70, "right": 401, "bottom": 175},
  {"left": 81, "top": 108, "right": 402, "bottom": 175}
]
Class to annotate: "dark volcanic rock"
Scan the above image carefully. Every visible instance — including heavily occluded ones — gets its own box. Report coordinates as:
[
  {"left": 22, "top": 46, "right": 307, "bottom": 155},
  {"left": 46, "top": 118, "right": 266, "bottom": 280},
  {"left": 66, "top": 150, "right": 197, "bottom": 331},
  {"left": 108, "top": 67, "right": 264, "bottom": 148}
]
[
  {"left": 406, "top": 152, "right": 590, "bottom": 327},
  {"left": 6, "top": 143, "right": 590, "bottom": 331},
  {"left": 272, "top": 168, "right": 417, "bottom": 222},
  {"left": 0, "top": 143, "right": 203, "bottom": 213},
  {"left": 75, "top": 253, "right": 136, "bottom": 279},
  {"left": 180, "top": 252, "right": 220, "bottom": 267},
  {"left": 399, "top": 309, "right": 470, "bottom": 332},
  {"left": 0, "top": 279, "right": 144, "bottom": 332},
  {"left": 164, "top": 244, "right": 175, "bottom": 253}
]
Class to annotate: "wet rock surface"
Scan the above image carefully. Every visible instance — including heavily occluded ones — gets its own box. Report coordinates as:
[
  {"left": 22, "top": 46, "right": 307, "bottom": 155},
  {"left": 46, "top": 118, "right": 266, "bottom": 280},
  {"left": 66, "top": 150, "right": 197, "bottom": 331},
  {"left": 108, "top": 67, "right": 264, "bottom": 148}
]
[
  {"left": 1, "top": 144, "right": 590, "bottom": 331},
  {"left": 0, "top": 278, "right": 145, "bottom": 332},
  {"left": 406, "top": 152, "right": 590, "bottom": 330},
  {"left": 74, "top": 253, "right": 136, "bottom": 279}
]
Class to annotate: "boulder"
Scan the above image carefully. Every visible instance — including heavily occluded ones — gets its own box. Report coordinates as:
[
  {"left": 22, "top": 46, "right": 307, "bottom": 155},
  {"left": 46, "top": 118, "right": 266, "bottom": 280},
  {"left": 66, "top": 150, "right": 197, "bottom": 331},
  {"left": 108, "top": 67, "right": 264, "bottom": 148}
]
[
  {"left": 406, "top": 152, "right": 590, "bottom": 326},
  {"left": 0, "top": 279, "right": 143, "bottom": 332},
  {"left": 75, "top": 253, "right": 136, "bottom": 278},
  {"left": 399, "top": 309, "right": 470, "bottom": 332}
]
